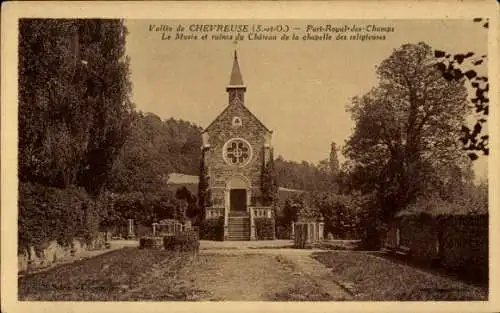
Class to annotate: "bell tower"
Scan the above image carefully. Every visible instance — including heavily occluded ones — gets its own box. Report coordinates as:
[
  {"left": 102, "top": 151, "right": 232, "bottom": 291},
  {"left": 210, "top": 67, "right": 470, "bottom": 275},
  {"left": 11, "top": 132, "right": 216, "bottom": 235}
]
[{"left": 226, "top": 50, "right": 246, "bottom": 105}]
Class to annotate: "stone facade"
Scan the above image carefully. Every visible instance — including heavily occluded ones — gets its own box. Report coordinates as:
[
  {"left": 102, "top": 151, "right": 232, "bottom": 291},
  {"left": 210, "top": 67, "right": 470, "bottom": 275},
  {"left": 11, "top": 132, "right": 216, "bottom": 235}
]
[
  {"left": 201, "top": 51, "right": 274, "bottom": 240},
  {"left": 203, "top": 102, "right": 272, "bottom": 207}
]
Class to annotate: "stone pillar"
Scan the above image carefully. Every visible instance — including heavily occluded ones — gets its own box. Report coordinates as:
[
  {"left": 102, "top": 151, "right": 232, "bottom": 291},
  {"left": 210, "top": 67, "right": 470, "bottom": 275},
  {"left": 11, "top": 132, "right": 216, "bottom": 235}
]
[
  {"left": 127, "top": 219, "right": 135, "bottom": 239},
  {"left": 250, "top": 208, "right": 256, "bottom": 240},
  {"left": 291, "top": 221, "right": 295, "bottom": 240},
  {"left": 318, "top": 222, "right": 324, "bottom": 241},
  {"left": 305, "top": 223, "right": 313, "bottom": 246},
  {"left": 224, "top": 189, "right": 229, "bottom": 240},
  {"left": 152, "top": 223, "right": 157, "bottom": 237},
  {"left": 246, "top": 188, "right": 251, "bottom": 211}
]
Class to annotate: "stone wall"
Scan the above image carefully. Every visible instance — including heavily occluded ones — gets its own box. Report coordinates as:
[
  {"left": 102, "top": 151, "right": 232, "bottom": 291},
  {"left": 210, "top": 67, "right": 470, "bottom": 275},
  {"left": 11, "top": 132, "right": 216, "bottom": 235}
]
[
  {"left": 204, "top": 102, "right": 271, "bottom": 202},
  {"left": 18, "top": 233, "right": 106, "bottom": 273}
]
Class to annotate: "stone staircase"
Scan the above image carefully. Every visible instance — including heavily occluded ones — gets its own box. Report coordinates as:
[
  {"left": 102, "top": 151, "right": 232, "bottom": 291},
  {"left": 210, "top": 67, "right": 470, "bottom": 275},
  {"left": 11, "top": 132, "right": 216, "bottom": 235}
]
[{"left": 227, "top": 214, "right": 251, "bottom": 241}]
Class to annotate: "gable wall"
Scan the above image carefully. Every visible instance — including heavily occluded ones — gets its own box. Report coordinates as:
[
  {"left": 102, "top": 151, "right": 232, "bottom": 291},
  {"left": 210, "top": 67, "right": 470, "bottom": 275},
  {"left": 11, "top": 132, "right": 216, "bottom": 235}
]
[{"left": 204, "top": 103, "right": 271, "bottom": 206}]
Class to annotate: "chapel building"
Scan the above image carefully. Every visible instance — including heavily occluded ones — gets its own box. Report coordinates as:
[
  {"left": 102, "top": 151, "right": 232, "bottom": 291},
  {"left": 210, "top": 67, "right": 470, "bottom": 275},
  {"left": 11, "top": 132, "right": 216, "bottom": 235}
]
[{"left": 200, "top": 51, "right": 275, "bottom": 240}]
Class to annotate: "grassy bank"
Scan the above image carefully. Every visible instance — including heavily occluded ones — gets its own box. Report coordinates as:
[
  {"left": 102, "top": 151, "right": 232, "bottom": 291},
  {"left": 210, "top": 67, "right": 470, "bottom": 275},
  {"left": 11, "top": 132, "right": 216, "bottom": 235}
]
[
  {"left": 19, "top": 247, "right": 195, "bottom": 301},
  {"left": 312, "top": 251, "right": 487, "bottom": 301}
]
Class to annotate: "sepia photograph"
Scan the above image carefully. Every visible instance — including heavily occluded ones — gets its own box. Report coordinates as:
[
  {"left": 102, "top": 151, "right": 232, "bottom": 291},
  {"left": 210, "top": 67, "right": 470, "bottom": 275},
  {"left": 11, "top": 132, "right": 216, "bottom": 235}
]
[{"left": 2, "top": 1, "right": 499, "bottom": 312}]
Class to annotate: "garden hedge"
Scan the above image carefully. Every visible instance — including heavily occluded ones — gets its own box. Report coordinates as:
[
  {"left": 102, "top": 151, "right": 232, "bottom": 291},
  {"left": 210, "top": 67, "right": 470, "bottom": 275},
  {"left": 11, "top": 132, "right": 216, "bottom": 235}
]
[
  {"left": 199, "top": 216, "right": 224, "bottom": 241},
  {"left": 254, "top": 217, "right": 274, "bottom": 240},
  {"left": 163, "top": 231, "right": 199, "bottom": 252},
  {"left": 18, "top": 182, "right": 100, "bottom": 256}
]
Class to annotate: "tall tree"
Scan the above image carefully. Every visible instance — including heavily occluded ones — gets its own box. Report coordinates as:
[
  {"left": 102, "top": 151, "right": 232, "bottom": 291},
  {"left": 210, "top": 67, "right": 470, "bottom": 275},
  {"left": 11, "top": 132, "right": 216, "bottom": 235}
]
[
  {"left": 275, "top": 156, "right": 337, "bottom": 192},
  {"left": 197, "top": 154, "right": 211, "bottom": 221},
  {"left": 345, "top": 42, "right": 472, "bottom": 220},
  {"left": 74, "top": 19, "right": 134, "bottom": 196},
  {"left": 329, "top": 142, "right": 340, "bottom": 176},
  {"left": 18, "top": 19, "right": 133, "bottom": 195},
  {"left": 261, "top": 148, "right": 279, "bottom": 207},
  {"left": 106, "top": 113, "right": 202, "bottom": 193}
]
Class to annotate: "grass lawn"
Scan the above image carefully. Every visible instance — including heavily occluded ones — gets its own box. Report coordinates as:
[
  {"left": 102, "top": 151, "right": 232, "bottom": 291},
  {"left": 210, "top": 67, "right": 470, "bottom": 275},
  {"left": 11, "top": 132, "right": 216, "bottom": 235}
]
[
  {"left": 312, "top": 251, "right": 488, "bottom": 301},
  {"left": 19, "top": 247, "right": 195, "bottom": 301}
]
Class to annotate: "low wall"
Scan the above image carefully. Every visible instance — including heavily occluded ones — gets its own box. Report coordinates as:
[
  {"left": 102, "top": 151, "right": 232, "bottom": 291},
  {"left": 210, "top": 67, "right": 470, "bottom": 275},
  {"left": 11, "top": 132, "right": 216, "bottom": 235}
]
[{"left": 18, "top": 233, "right": 106, "bottom": 273}]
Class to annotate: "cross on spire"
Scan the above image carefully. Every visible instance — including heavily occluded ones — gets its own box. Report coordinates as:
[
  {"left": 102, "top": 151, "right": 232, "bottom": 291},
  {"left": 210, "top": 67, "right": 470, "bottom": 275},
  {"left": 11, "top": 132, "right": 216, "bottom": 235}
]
[{"left": 228, "top": 48, "right": 244, "bottom": 86}]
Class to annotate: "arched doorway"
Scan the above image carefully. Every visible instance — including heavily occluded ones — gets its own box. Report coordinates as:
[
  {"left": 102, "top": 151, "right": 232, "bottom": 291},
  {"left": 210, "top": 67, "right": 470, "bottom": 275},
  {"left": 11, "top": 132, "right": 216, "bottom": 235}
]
[{"left": 226, "top": 175, "right": 251, "bottom": 215}]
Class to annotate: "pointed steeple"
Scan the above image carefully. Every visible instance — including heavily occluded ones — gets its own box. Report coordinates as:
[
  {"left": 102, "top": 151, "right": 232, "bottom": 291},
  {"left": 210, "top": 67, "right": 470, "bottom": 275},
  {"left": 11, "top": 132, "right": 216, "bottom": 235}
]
[
  {"left": 229, "top": 50, "right": 244, "bottom": 86},
  {"left": 226, "top": 50, "right": 246, "bottom": 105}
]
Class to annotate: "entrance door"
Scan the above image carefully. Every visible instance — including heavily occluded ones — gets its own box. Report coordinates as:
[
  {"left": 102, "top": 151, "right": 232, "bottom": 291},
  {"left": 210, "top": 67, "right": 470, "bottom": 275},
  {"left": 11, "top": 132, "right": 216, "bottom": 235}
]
[{"left": 230, "top": 189, "right": 247, "bottom": 213}]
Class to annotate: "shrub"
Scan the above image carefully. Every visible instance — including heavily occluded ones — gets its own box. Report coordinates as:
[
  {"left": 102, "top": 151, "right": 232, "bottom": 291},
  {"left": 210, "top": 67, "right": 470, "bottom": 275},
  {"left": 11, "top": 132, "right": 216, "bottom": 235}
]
[
  {"left": 139, "top": 237, "right": 154, "bottom": 249},
  {"left": 136, "top": 224, "right": 153, "bottom": 238},
  {"left": 438, "top": 214, "right": 488, "bottom": 284},
  {"left": 255, "top": 218, "right": 274, "bottom": 240},
  {"left": 163, "top": 231, "right": 199, "bottom": 252},
  {"left": 199, "top": 217, "right": 224, "bottom": 241},
  {"left": 139, "top": 237, "right": 163, "bottom": 249},
  {"left": 276, "top": 224, "right": 292, "bottom": 239},
  {"left": 312, "top": 192, "right": 372, "bottom": 240},
  {"left": 18, "top": 182, "right": 99, "bottom": 255}
]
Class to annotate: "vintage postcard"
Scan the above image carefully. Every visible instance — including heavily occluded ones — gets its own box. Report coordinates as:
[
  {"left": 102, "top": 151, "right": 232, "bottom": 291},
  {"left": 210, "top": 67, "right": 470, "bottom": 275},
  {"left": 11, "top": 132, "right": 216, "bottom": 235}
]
[{"left": 2, "top": 1, "right": 499, "bottom": 313}]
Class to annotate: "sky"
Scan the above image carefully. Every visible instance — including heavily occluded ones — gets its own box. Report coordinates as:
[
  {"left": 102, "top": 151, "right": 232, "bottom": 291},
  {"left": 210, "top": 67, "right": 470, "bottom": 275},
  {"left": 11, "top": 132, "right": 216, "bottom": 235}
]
[{"left": 124, "top": 19, "right": 488, "bottom": 179}]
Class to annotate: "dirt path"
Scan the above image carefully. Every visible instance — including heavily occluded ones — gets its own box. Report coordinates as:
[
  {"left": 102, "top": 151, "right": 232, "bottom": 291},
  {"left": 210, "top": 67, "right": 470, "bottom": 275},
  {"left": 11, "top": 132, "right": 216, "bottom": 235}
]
[
  {"left": 19, "top": 242, "right": 350, "bottom": 301},
  {"left": 178, "top": 249, "right": 350, "bottom": 301}
]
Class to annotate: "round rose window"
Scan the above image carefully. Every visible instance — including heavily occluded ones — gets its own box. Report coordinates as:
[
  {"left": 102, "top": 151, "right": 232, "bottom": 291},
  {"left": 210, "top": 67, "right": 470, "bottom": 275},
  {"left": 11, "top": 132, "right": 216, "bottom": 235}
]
[{"left": 223, "top": 138, "right": 252, "bottom": 166}]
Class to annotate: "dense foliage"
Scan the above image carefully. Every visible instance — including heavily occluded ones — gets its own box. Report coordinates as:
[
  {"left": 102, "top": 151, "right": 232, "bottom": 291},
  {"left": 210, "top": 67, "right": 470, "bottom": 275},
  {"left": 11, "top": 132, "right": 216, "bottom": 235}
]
[
  {"left": 102, "top": 113, "right": 202, "bottom": 231},
  {"left": 19, "top": 19, "right": 133, "bottom": 195},
  {"left": 199, "top": 217, "right": 224, "bottom": 241},
  {"left": 18, "top": 182, "right": 99, "bottom": 254},
  {"left": 403, "top": 181, "right": 488, "bottom": 216},
  {"left": 197, "top": 154, "right": 211, "bottom": 221},
  {"left": 175, "top": 186, "right": 200, "bottom": 222},
  {"left": 18, "top": 19, "right": 133, "bottom": 252},
  {"left": 275, "top": 154, "right": 338, "bottom": 192},
  {"left": 107, "top": 113, "right": 202, "bottom": 193},
  {"left": 312, "top": 192, "right": 366, "bottom": 240},
  {"left": 98, "top": 190, "right": 187, "bottom": 233},
  {"left": 163, "top": 231, "right": 200, "bottom": 252},
  {"left": 278, "top": 194, "right": 322, "bottom": 224},
  {"left": 344, "top": 42, "right": 473, "bottom": 222},
  {"left": 254, "top": 218, "right": 274, "bottom": 240},
  {"left": 261, "top": 148, "right": 279, "bottom": 207}
]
